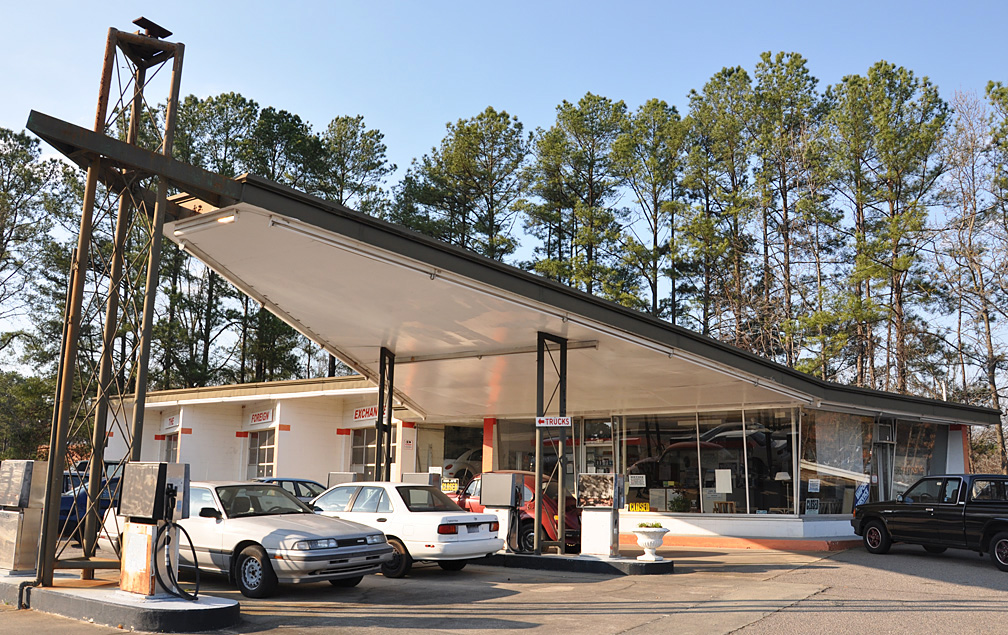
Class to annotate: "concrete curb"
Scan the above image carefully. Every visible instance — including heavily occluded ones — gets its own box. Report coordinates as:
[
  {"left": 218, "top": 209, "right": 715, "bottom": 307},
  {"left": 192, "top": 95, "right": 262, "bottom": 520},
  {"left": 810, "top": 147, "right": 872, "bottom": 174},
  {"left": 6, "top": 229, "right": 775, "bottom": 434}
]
[
  {"left": 0, "top": 574, "right": 240, "bottom": 633},
  {"left": 616, "top": 533, "right": 862, "bottom": 552},
  {"left": 480, "top": 553, "right": 674, "bottom": 575}
]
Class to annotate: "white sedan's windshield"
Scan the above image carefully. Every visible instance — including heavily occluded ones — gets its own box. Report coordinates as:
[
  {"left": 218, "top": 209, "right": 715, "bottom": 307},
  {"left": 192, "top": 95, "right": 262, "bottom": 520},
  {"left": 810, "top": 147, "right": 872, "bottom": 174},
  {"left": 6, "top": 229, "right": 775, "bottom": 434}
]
[{"left": 216, "top": 484, "right": 311, "bottom": 517}]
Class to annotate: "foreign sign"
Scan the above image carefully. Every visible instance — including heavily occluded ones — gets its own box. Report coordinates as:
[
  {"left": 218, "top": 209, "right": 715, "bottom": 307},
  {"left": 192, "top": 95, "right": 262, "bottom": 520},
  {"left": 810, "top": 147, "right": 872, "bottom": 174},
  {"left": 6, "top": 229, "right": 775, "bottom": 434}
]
[
  {"left": 535, "top": 416, "right": 572, "bottom": 428},
  {"left": 164, "top": 415, "right": 177, "bottom": 429},
  {"left": 627, "top": 502, "right": 650, "bottom": 512},
  {"left": 353, "top": 406, "right": 379, "bottom": 422},
  {"left": 250, "top": 409, "right": 273, "bottom": 425},
  {"left": 440, "top": 478, "right": 459, "bottom": 493}
]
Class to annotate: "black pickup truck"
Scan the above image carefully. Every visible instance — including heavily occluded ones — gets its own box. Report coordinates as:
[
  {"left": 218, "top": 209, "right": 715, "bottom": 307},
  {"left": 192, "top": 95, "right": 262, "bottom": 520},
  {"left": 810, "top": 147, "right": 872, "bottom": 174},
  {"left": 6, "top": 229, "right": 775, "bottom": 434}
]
[{"left": 851, "top": 473, "right": 1008, "bottom": 571}]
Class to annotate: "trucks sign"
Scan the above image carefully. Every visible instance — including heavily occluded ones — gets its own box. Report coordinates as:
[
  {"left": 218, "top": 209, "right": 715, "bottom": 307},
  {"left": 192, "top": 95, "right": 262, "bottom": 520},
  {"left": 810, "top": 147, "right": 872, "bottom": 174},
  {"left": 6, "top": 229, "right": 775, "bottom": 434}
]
[{"left": 535, "top": 416, "right": 572, "bottom": 428}]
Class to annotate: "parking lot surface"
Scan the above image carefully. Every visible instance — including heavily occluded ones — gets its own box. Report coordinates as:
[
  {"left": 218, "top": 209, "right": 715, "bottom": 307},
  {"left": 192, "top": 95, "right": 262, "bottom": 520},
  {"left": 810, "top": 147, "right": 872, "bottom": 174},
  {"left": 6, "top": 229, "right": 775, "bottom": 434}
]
[{"left": 2, "top": 544, "right": 1006, "bottom": 634}]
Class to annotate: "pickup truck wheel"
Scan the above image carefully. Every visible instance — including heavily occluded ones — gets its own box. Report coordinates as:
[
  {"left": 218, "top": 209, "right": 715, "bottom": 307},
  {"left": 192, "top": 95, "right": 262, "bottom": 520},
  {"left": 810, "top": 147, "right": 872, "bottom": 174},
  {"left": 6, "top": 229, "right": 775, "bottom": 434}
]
[
  {"left": 235, "top": 545, "right": 278, "bottom": 598},
  {"left": 863, "top": 520, "right": 892, "bottom": 554},
  {"left": 381, "top": 538, "right": 412, "bottom": 578},
  {"left": 990, "top": 532, "right": 1008, "bottom": 572},
  {"left": 437, "top": 559, "right": 467, "bottom": 571},
  {"left": 923, "top": 545, "right": 947, "bottom": 554}
]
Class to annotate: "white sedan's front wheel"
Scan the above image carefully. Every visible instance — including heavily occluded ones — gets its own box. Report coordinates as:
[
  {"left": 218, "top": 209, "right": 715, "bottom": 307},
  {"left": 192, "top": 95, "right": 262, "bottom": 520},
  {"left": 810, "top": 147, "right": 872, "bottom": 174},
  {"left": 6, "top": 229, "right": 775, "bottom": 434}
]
[{"left": 235, "top": 545, "right": 278, "bottom": 597}]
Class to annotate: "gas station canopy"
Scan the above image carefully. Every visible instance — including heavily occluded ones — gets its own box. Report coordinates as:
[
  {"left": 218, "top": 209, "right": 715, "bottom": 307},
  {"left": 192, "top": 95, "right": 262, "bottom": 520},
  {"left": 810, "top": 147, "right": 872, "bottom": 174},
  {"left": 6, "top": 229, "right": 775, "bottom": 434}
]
[{"left": 28, "top": 109, "right": 1000, "bottom": 426}]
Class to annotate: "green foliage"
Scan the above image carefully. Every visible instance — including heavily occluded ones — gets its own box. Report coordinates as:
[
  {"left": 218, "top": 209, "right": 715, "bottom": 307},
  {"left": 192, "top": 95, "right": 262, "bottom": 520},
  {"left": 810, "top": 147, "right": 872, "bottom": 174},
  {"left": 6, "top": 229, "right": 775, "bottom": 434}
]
[
  {"left": 393, "top": 106, "right": 529, "bottom": 261},
  {"left": 0, "top": 371, "right": 52, "bottom": 459}
]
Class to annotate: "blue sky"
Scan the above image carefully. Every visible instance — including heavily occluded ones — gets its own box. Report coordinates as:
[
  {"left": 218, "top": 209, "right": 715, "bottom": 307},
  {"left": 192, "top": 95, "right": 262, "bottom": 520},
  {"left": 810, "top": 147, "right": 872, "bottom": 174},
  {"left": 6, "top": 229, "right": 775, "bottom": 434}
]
[{"left": 2, "top": 1, "right": 1005, "bottom": 180}]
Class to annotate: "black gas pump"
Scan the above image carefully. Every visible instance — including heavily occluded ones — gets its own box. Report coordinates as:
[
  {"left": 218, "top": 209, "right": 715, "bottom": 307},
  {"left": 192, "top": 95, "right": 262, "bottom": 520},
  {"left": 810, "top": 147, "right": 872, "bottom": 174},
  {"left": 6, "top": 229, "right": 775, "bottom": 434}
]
[{"left": 118, "top": 462, "right": 198, "bottom": 600}]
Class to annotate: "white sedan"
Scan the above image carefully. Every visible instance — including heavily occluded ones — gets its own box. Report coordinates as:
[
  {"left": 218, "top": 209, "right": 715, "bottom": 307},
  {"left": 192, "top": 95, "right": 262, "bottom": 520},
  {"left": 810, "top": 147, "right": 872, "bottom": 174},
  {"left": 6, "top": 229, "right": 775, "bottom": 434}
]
[
  {"left": 310, "top": 482, "right": 504, "bottom": 577},
  {"left": 103, "top": 481, "right": 393, "bottom": 597}
]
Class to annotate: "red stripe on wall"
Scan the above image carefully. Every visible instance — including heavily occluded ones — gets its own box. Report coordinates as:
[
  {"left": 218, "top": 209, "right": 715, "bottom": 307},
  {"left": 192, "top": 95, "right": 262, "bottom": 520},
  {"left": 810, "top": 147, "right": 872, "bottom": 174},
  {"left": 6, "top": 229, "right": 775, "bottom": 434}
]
[
  {"left": 336, "top": 428, "right": 351, "bottom": 436},
  {"left": 181, "top": 428, "right": 192, "bottom": 435},
  {"left": 402, "top": 421, "right": 416, "bottom": 429},
  {"left": 235, "top": 431, "right": 249, "bottom": 438},
  {"left": 106, "top": 431, "right": 114, "bottom": 438},
  {"left": 154, "top": 434, "right": 165, "bottom": 441},
  {"left": 279, "top": 424, "right": 291, "bottom": 431}
]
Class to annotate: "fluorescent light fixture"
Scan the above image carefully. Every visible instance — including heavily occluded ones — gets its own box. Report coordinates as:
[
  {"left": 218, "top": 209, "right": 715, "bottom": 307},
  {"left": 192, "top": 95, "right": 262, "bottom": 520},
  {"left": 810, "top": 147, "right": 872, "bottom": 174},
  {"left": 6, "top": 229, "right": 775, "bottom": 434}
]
[{"left": 172, "top": 211, "right": 239, "bottom": 237}]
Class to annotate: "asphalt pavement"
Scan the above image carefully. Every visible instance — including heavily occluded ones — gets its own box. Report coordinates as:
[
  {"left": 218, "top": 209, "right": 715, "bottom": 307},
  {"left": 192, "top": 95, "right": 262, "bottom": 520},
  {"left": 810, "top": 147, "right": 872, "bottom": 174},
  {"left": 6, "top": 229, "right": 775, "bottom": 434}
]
[{"left": 2, "top": 543, "right": 1006, "bottom": 634}]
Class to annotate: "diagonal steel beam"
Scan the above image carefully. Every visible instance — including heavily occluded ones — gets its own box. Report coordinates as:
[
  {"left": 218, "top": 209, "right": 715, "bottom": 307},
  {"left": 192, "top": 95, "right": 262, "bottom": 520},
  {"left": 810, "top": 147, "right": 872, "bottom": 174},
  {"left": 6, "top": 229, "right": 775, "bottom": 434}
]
[{"left": 26, "top": 110, "right": 242, "bottom": 210}]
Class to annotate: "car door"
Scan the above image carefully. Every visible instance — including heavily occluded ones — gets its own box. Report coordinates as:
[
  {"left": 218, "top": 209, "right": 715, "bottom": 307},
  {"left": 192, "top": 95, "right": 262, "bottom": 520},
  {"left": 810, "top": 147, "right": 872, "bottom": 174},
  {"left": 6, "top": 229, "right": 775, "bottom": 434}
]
[
  {"left": 296, "top": 481, "right": 326, "bottom": 502},
  {"left": 179, "top": 486, "right": 225, "bottom": 572},
  {"left": 312, "top": 485, "right": 358, "bottom": 518},
  {"left": 457, "top": 477, "right": 484, "bottom": 513},
  {"left": 342, "top": 486, "right": 396, "bottom": 534},
  {"left": 932, "top": 477, "right": 966, "bottom": 547},
  {"left": 886, "top": 477, "right": 944, "bottom": 543}
]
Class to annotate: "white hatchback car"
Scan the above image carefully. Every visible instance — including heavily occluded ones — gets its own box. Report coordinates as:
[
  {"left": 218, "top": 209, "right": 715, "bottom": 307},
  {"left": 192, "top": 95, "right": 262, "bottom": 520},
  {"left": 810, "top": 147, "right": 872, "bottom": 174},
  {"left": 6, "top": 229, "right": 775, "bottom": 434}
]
[
  {"left": 310, "top": 482, "right": 504, "bottom": 577},
  {"left": 102, "top": 481, "right": 393, "bottom": 597}
]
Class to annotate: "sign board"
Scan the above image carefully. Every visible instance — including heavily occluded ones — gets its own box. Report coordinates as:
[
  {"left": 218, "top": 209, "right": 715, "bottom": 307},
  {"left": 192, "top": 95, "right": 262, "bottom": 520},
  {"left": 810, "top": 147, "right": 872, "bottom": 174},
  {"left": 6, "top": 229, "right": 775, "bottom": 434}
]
[
  {"left": 249, "top": 409, "right": 273, "bottom": 425},
  {"left": 440, "top": 478, "right": 459, "bottom": 493},
  {"left": 626, "top": 502, "right": 650, "bottom": 512},
  {"left": 627, "top": 474, "right": 646, "bottom": 488},
  {"left": 353, "top": 406, "right": 379, "bottom": 422},
  {"left": 535, "top": 416, "right": 572, "bottom": 428},
  {"left": 805, "top": 498, "right": 820, "bottom": 515},
  {"left": 164, "top": 415, "right": 177, "bottom": 429},
  {"left": 808, "top": 478, "right": 821, "bottom": 493},
  {"left": 403, "top": 439, "right": 413, "bottom": 450}
]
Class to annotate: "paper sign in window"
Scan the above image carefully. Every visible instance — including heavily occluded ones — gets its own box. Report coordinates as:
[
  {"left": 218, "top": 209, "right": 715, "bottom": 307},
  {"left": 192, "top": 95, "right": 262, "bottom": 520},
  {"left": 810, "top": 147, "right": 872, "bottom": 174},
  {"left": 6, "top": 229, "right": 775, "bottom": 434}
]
[{"left": 715, "top": 469, "right": 732, "bottom": 494}]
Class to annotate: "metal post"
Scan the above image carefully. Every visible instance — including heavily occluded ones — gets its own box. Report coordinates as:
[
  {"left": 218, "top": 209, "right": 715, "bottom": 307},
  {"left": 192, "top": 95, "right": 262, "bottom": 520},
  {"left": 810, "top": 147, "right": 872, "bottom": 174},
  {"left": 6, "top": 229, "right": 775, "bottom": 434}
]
[
  {"left": 375, "top": 347, "right": 395, "bottom": 481},
  {"left": 534, "top": 331, "right": 568, "bottom": 555},
  {"left": 82, "top": 60, "right": 145, "bottom": 563},
  {"left": 557, "top": 336, "right": 567, "bottom": 552},
  {"left": 129, "top": 42, "right": 184, "bottom": 461},
  {"left": 534, "top": 333, "right": 544, "bottom": 555},
  {"left": 39, "top": 27, "right": 119, "bottom": 587},
  {"left": 37, "top": 251, "right": 77, "bottom": 586}
]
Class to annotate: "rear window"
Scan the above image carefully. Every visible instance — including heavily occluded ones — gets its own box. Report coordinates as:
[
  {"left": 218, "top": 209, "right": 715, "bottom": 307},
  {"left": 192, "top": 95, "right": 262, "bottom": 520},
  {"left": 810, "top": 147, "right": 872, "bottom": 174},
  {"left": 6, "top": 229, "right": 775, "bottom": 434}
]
[
  {"left": 396, "top": 486, "right": 462, "bottom": 512},
  {"left": 971, "top": 479, "right": 1008, "bottom": 502}
]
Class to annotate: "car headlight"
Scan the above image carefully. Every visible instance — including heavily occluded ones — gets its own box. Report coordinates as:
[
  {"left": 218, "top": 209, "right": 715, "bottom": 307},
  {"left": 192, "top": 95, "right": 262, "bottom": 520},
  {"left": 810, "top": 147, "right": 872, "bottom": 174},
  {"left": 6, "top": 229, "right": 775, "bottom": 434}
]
[
  {"left": 293, "top": 538, "right": 339, "bottom": 550},
  {"left": 366, "top": 534, "right": 386, "bottom": 544}
]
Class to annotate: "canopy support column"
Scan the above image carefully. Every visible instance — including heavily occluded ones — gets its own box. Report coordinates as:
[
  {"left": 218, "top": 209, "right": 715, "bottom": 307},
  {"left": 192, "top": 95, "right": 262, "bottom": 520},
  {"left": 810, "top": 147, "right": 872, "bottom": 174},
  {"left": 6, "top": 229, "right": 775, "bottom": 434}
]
[
  {"left": 534, "top": 331, "right": 567, "bottom": 554},
  {"left": 375, "top": 347, "right": 396, "bottom": 481}
]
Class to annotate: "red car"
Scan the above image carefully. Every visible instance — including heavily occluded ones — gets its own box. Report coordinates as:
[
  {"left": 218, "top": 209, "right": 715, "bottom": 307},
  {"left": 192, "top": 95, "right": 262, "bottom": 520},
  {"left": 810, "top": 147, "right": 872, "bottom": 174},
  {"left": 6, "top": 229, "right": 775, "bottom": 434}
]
[{"left": 450, "top": 470, "right": 581, "bottom": 553}]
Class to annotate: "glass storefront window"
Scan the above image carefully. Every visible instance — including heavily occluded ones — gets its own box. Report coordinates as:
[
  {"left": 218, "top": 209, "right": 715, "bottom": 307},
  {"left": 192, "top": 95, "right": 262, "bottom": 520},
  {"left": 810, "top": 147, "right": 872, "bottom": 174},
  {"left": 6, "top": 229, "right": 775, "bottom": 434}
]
[
  {"left": 698, "top": 411, "right": 747, "bottom": 513},
  {"left": 892, "top": 421, "right": 939, "bottom": 496},
  {"left": 624, "top": 415, "right": 700, "bottom": 512},
  {"left": 798, "top": 411, "right": 872, "bottom": 515},
  {"left": 744, "top": 410, "right": 796, "bottom": 514}
]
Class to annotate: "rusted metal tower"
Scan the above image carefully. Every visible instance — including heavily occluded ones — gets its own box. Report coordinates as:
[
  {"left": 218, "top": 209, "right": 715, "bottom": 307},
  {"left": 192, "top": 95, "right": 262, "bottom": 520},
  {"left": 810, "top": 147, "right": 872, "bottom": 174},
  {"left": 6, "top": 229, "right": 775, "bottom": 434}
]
[{"left": 36, "top": 17, "right": 184, "bottom": 586}]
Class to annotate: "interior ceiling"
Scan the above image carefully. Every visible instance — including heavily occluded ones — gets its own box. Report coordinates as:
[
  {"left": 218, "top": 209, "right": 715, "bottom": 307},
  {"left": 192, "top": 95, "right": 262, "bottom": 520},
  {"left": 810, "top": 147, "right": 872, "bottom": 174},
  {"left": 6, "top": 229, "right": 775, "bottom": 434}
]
[{"left": 167, "top": 204, "right": 794, "bottom": 421}]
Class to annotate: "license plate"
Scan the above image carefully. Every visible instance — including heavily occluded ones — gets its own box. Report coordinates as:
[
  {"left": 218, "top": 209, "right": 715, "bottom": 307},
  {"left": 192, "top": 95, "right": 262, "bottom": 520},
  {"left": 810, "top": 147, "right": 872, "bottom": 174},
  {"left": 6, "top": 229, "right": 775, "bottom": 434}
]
[{"left": 466, "top": 524, "right": 481, "bottom": 533}]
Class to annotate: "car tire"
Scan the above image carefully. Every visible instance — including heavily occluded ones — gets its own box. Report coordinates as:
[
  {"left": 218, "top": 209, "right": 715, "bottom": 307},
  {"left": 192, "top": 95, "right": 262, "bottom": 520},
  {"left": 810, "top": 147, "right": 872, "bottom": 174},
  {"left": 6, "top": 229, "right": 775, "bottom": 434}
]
[
  {"left": 518, "top": 520, "right": 536, "bottom": 552},
  {"left": 990, "top": 531, "right": 1008, "bottom": 572},
  {"left": 863, "top": 520, "right": 892, "bottom": 554},
  {"left": 437, "top": 560, "right": 467, "bottom": 572},
  {"left": 329, "top": 575, "right": 364, "bottom": 587},
  {"left": 381, "top": 538, "right": 412, "bottom": 578},
  {"left": 923, "top": 545, "right": 947, "bottom": 554},
  {"left": 235, "top": 545, "right": 278, "bottom": 598}
]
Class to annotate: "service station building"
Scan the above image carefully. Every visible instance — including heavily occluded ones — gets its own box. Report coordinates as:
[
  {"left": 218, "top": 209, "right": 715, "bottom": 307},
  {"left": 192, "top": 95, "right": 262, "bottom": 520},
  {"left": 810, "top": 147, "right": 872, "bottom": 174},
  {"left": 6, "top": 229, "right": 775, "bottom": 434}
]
[{"left": 97, "top": 173, "right": 997, "bottom": 540}]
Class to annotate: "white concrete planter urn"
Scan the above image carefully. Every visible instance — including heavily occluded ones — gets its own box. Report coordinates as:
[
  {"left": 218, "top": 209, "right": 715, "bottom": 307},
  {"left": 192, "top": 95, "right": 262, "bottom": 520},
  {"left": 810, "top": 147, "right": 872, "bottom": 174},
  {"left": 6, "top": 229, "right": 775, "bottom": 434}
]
[{"left": 632, "top": 525, "right": 669, "bottom": 561}]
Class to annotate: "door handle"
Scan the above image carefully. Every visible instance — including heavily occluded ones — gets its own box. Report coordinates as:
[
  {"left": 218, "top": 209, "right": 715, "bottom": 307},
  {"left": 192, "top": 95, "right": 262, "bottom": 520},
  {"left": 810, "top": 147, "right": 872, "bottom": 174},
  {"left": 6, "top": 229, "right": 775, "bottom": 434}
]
[
  {"left": 377, "top": 517, "right": 387, "bottom": 522},
  {"left": 925, "top": 508, "right": 934, "bottom": 512}
]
